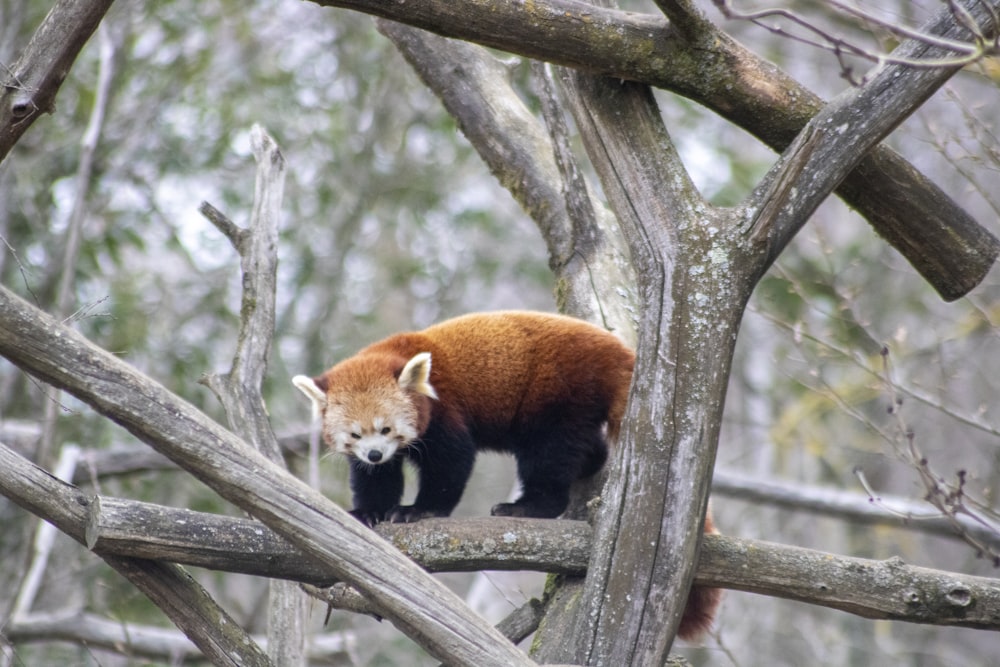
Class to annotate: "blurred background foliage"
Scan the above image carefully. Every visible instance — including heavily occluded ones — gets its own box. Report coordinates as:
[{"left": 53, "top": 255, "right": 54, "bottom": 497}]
[{"left": 1, "top": 0, "right": 999, "bottom": 665}]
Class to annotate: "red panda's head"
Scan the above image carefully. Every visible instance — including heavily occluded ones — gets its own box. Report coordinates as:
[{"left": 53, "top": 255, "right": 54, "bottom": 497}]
[{"left": 293, "top": 352, "right": 437, "bottom": 465}]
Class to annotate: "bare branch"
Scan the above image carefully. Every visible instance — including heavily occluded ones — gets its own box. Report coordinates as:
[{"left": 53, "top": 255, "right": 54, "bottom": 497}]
[
  {"left": 376, "top": 20, "right": 637, "bottom": 332},
  {"left": 60, "top": 488, "right": 1000, "bottom": 633},
  {"left": 200, "top": 125, "right": 303, "bottom": 666},
  {"left": 38, "top": 21, "right": 118, "bottom": 468},
  {"left": 712, "top": 469, "right": 1000, "bottom": 552},
  {"left": 65, "top": 440, "right": 1000, "bottom": 554},
  {"left": 699, "top": 535, "right": 1000, "bottom": 629},
  {"left": 5, "top": 611, "right": 355, "bottom": 663},
  {"left": 86, "top": 498, "right": 593, "bottom": 580},
  {"left": 878, "top": 348, "right": 1000, "bottom": 565},
  {"left": 0, "top": 0, "right": 115, "bottom": 162},
  {"left": 713, "top": 0, "right": 998, "bottom": 81},
  {"left": 0, "top": 442, "right": 275, "bottom": 667},
  {"left": 745, "top": 0, "right": 1000, "bottom": 277},
  {"left": 198, "top": 201, "right": 244, "bottom": 250}
]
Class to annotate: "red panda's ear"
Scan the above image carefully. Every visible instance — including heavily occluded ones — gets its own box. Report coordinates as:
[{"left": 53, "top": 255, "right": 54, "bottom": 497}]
[
  {"left": 292, "top": 375, "right": 328, "bottom": 415},
  {"left": 398, "top": 352, "right": 438, "bottom": 400}
]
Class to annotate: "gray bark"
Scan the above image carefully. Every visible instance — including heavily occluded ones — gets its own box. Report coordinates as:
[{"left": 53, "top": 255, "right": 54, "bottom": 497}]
[
  {"left": 4, "top": 611, "right": 354, "bottom": 663},
  {"left": 70, "top": 484, "right": 1000, "bottom": 632},
  {"left": 0, "top": 442, "right": 274, "bottom": 667},
  {"left": 0, "top": 0, "right": 115, "bottom": 160},
  {"left": 199, "top": 126, "right": 307, "bottom": 667},
  {"left": 543, "top": 0, "right": 1000, "bottom": 663},
  {"left": 377, "top": 20, "right": 638, "bottom": 334}
]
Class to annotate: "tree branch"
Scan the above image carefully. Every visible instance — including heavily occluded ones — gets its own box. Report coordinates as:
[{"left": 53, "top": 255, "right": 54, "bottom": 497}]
[
  {"left": 64, "top": 443, "right": 1000, "bottom": 553},
  {"left": 312, "top": 0, "right": 999, "bottom": 299},
  {"left": 746, "top": 0, "right": 1000, "bottom": 280},
  {"left": 0, "top": 0, "right": 115, "bottom": 163},
  {"left": 77, "top": 489, "right": 1000, "bottom": 633},
  {"left": 6, "top": 440, "right": 998, "bottom": 636},
  {"left": 0, "top": 287, "right": 534, "bottom": 667},
  {"left": 198, "top": 125, "right": 306, "bottom": 665},
  {"left": 712, "top": 469, "right": 1000, "bottom": 552},
  {"left": 5, "top": 611, "right": 355, "bottom": 663},
  {"left": 3, "top": 0, "right": 995, "bottom": 298},
  {"left": 85, "top": 498, "right": 593, "bottom": 580},
  {"left": 375, "top": 20, "right": 637, "bottom": 333},
  {"left": 698, "top": 535, "right": 1000, "bottom": 629},
  {"left": 0, "top": 441, "right": 275, "bottom": 667}
]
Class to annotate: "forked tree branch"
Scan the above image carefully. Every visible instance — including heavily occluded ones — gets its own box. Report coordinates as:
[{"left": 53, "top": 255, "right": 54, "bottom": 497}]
[
  {"left": 198, "top": 126, "right": 307, "bottom": 666},
  {"left": 313, "top": 0, "right": 999, "bottom": 300},
  {"left": 743, "top": 0, "right": 1000, "bottom": 277},
  {"left": 2, "top": 0, "right": 995, "bottom": 296}
]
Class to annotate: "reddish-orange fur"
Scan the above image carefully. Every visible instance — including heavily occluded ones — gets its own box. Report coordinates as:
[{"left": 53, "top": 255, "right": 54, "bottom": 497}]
[
  {"left": 298, "top": 311, "right": 720, "bottom": 640},
  {"left": 359, "top": 311, "right": 634, "bottom": 442}
]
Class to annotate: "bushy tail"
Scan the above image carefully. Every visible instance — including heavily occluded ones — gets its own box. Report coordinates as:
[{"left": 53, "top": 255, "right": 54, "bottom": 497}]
[
  {"left": 678, "top": 583, "right": 723, "bottom": 640},
  {"left": 679, "top": 510, "right": 723, "bottom": 641}
]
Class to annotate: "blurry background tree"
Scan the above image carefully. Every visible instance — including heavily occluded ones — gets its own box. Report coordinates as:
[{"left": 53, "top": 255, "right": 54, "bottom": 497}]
[{"left": 0, "top": 0, "right": 998, "bottom": 665}]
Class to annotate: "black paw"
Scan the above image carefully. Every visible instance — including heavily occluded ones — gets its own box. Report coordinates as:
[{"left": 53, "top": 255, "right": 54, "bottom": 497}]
[
  {"left": 491, "top": 501, "right": 563, "bottom": 518},
  {"left": 386, "top": 505, "right": 449, "bottom": 523},
  {"left": 349, "top": 508, "right": 385, "bottom": 527},
  {"left": 490, "top": 502, "right": 527, "bottom": 517}
]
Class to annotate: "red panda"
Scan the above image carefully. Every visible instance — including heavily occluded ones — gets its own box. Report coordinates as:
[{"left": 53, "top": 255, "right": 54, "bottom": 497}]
[{"left": 293, "top": 310, "right": 721, "bottom": 639}]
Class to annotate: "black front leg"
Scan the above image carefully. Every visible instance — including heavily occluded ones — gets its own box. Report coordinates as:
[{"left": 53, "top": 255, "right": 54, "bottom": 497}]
[
  {"left": 387, "top": 428, "right": 476, "bottom": 523},
  {"left": 349, "top": 456, "right": 404, "bottom": 527}
]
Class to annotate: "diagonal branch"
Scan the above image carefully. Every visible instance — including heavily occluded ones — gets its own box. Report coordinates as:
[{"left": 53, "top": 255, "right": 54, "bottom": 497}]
[
  {"left": 0, "top": 287, "right": 534, "bottom": 667},
  {"left": 0, "top": 0, "right": 115, "bottom": 162},
  {"left": 745, "top": 0, "right": 1000, "bottom": 278},
  {"left": 0, "top": 441, "right": 274, "bottom": 667},
  {"left": 375, "top": 21, "right": 637, "bottom": 334},
  {"left": 3, "top": 0, "right": 994, "bottom": 298}
]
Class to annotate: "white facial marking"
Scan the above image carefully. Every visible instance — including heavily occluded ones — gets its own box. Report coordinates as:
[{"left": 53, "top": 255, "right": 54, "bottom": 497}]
[{"left": 322, "top": 394, "right": 419, "bottom": 465}]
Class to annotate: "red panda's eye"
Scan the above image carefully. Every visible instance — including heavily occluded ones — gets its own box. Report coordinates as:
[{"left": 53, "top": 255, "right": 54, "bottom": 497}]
[
  {"left": 350, "top": 432, "right": 361, "bottom": 440},
  {"left": 380, "top": 427, "right": 391, "bottom": 435}
]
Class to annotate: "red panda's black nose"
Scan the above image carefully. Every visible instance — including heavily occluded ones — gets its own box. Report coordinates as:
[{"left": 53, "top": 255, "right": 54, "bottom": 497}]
[{"left": 367, "top": 451, "right": 383, "bottom": 463}]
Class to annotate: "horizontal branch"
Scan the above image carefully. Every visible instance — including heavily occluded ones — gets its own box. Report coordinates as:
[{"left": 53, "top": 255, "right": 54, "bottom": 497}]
[
  {"left": 5, "top": 435, "right": 997, "bottom": 633},
  {"left": 712, "top": 469, "right": 1000, "bottom": 551},
  {"left": 69, "top": 442, "right": 1000, "bottom": 551},
  {"left": 70, "top": 435, "right": 310, "bottom": 485},
  {"left": 86, "top": 497, "right": 592, "bottom": 583},
  {"left": 699, "top": 535, "right": 1000, "bottom": 629},
  {"left": 82, "top": 495, "right": 1000, "bottom": 632},
  {"left": 5, "top": 611, "right": 354, "bottom": 662}
]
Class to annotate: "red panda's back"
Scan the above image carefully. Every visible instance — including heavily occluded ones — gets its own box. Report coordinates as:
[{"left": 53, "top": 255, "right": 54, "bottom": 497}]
[{"left": 388, "top": 311, "right": 635, "bottom": 438}]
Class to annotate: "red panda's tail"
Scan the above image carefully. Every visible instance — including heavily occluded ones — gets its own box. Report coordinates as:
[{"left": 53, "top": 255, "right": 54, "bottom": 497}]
[
  {"left": 678, "top": 583, "right": 723, "bottom": 640},
  {"left": 678, "top": 510, "right": 722, "bottom": 641}
]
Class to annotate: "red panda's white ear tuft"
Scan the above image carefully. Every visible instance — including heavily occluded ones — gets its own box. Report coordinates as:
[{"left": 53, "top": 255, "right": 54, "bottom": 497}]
[
  {"left": 399, "top": 352, "right": 438, "bottom": 400},
  {"left": 292, "top": 375, "right": 327, "bottom": 416}
]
